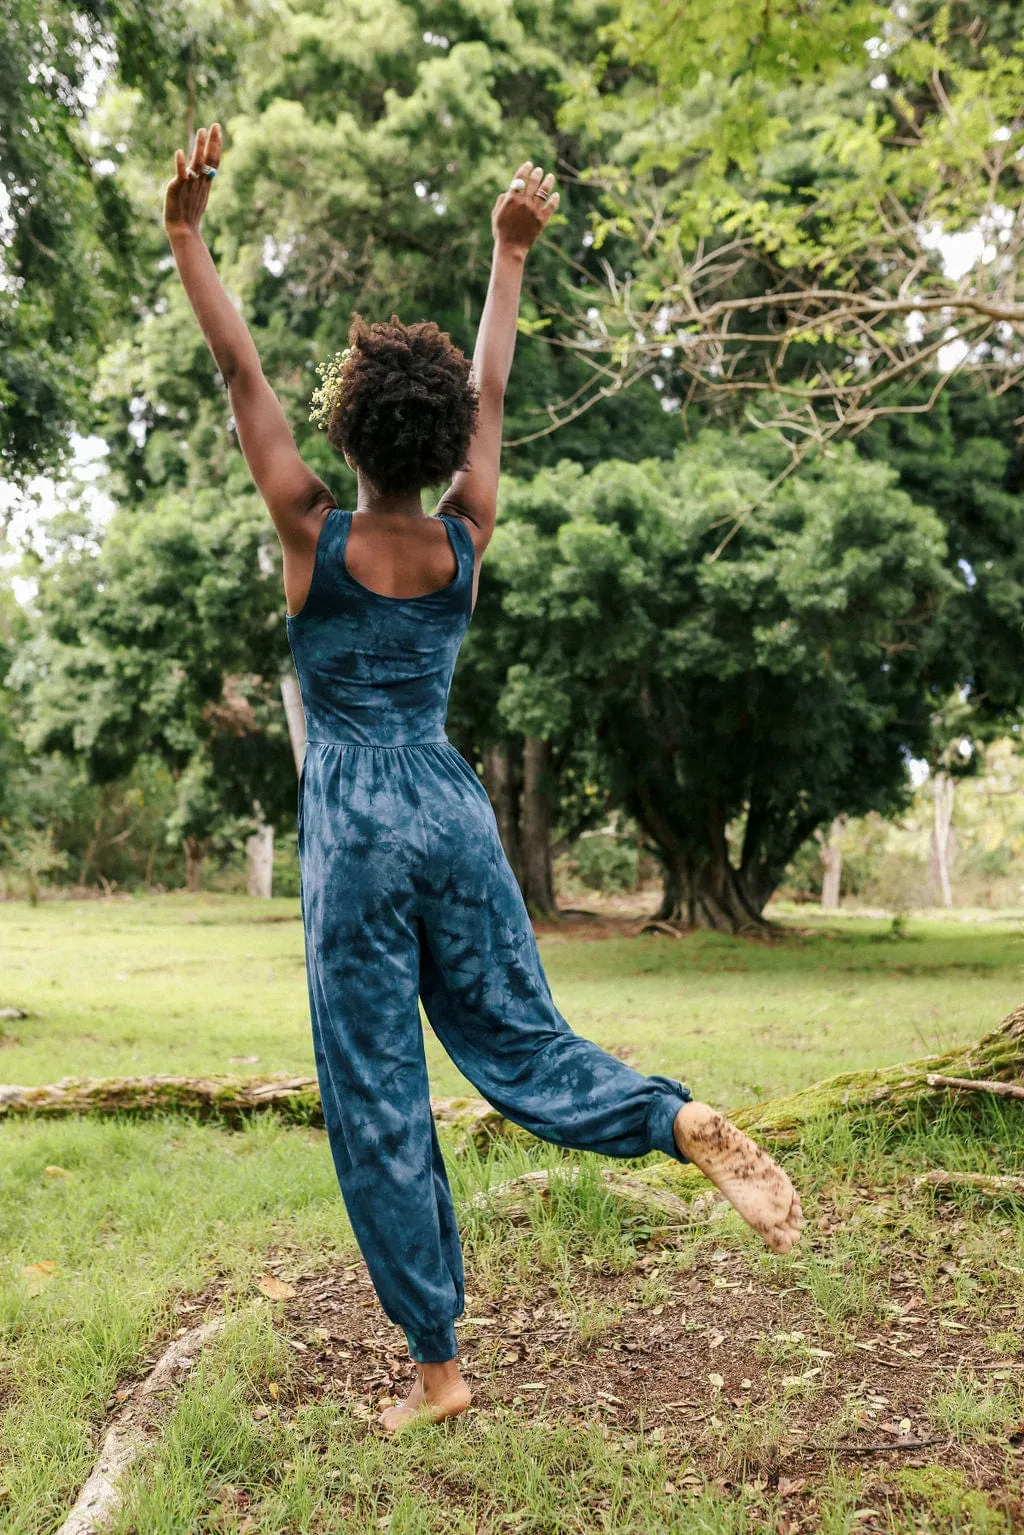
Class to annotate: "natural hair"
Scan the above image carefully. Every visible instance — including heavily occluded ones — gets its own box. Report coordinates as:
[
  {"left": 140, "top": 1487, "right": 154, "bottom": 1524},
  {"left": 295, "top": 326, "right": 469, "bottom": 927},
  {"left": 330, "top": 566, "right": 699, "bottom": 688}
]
[{"left": 312, "top": 314, "right": 479, "bottom": 496}]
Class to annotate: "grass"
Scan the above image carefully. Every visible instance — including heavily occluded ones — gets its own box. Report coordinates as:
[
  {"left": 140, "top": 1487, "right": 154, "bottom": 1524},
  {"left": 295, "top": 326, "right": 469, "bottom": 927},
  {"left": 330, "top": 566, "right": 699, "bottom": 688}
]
[
  {"left": 1, "top": 895, "right": 1023, "bottom": 1532},
  {"left": 1, "top": 895, "right": 1022, "bottom": 1101}
]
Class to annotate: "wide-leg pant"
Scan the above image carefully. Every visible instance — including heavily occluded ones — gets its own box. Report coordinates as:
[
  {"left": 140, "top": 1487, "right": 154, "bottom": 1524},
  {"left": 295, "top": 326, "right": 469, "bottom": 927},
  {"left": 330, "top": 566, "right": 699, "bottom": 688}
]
[{"left": 298, "top": 740, "right": 692, "bottom": 1364}]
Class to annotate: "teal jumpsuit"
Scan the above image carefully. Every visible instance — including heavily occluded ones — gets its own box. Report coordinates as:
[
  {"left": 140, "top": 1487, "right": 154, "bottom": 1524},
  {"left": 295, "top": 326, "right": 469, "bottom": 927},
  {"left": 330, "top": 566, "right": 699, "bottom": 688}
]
[{"left": 287, "top": 508, "right": 691, "bottom": 1363}]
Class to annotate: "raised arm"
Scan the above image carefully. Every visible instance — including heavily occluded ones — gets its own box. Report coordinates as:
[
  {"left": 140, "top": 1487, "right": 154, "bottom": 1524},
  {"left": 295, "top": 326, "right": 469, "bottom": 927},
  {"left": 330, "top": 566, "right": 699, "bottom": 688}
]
[
  {"left": 435, "top": 162, "right": 559, "bottom": 553},
  {"left": 163, "top": 125, "right": 335, "bottom": 608}
]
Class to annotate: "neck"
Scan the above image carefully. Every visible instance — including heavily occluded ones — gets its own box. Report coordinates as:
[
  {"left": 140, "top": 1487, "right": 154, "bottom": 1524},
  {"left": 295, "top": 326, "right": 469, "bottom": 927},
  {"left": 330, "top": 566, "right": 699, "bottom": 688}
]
[{"left": 355, "top": 475, "right": 426, "bottom": 519}]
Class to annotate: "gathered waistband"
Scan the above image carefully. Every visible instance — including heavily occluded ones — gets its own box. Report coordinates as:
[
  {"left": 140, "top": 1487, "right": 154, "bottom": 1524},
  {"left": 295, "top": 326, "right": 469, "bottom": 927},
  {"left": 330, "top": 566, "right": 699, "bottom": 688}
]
[{"left": 305, "top": 737, "right": 450, "bottom": 751}]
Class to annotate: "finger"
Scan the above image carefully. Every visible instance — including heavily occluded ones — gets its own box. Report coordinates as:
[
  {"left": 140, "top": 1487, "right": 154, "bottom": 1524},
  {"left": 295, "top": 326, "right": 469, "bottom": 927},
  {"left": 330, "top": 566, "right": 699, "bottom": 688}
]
[
  {"left": 537, "top": 171, "right": 556, "bottom": 198},
  {"left": 174, "top": 148, "right": 188, "bottom": 182},
  {"left": 189, "top": 126, "right": 207, "bottom": 174},
  {"left": 206, "top": 122, "right": 223, "bottom": 171},
  {"left": 540, "top": 189, "right": 560, "bottom": 225},
  {"left": 512, "top": 160, "right": 533, "bottom": 183},
  {"left": 526, "top": 164, "right": 545, "bottom": 195}
]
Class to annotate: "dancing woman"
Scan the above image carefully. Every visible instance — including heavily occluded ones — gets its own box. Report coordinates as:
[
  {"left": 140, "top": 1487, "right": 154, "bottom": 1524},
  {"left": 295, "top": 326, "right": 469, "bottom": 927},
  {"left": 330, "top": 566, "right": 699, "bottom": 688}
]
[{"left": 164, "top": 124, "right": 803, "bottom": 1433}]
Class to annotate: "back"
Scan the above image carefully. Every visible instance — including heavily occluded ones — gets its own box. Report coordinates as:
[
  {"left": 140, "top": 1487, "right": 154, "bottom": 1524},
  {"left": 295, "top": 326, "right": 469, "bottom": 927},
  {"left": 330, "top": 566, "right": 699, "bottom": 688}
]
[{"left": 285, "top": 509, "right": 476, "bottom": 749}]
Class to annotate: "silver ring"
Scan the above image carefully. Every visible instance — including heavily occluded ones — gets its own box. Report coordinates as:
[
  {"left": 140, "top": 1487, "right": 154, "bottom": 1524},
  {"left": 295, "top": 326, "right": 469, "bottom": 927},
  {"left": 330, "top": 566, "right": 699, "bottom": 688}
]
[
  {"left": 536, "top": 191, "right": 549, "bottom": 201},
  {"left": 508, "top": 177, "right": 526, "bottom": 192},
  {"left": 203, "top": 165, "right": 217, "bottom": 179},
  {"left": 185, "top": 167, "right": 198, "bottom": 180}
]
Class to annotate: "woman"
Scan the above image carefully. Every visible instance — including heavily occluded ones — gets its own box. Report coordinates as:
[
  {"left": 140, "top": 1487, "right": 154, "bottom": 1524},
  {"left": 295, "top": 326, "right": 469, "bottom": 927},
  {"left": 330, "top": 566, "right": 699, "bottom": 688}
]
[{"left": 165, "top": 125, "right": 803, "bottom": 1433}]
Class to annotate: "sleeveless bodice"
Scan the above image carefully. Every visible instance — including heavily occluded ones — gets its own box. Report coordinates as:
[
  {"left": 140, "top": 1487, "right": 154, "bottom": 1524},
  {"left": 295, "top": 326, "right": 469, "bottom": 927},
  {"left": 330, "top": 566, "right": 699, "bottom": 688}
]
[{"left": 285, "top": 509, "right": 475, "bottom": 748}]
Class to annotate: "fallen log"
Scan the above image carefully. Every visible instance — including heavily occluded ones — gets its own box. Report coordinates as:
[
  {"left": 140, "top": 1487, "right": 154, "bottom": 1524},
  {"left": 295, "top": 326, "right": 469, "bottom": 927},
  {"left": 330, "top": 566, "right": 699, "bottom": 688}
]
[
  {"left": 732, "top": 1001, "right": 1024, "bottom": 1145},
  {"left": 1, "top": 1004, "right": 1020, "bottom": 1163},
  {"left": 468, "top": 1165, "right": 701, "bottom": 1224},
  {"left": 0, "top": 1076, "right": 516, "bottom": 1152}
]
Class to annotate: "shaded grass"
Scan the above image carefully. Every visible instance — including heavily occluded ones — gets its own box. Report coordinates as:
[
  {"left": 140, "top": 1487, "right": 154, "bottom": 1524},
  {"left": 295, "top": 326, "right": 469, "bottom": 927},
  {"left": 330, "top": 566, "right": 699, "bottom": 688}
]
[{"left": 1, "top": 896, "right": 1022, "bottom": 1104}]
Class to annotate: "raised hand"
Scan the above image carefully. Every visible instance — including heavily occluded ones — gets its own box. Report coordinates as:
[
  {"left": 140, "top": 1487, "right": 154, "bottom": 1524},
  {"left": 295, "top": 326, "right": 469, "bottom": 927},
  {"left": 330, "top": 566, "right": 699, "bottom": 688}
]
[
  {"left": 163, "top": 124, "right": 223, "bottom": 238},
  {"left": 491, "top": 162, "right": 559, "bottom": 257}
]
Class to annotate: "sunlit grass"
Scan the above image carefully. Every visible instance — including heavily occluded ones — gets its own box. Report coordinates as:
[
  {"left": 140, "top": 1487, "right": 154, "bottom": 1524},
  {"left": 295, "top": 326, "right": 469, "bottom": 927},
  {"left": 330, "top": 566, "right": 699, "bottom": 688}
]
[{"left": 0, "top": 895, "right": 1021, "bottom": 1103}]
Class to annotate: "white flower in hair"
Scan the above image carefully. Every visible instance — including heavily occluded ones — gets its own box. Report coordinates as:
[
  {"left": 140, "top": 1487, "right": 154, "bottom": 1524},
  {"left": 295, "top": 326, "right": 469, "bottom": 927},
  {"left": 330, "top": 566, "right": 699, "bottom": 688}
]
[{"left": 309, "top": 346, "right": 354, "bottom": 429}]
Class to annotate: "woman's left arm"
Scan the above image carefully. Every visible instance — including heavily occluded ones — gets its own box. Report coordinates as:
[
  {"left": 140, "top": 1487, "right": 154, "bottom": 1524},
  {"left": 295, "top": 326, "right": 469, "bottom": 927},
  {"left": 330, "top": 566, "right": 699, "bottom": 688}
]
[{"left": 164, "top": 124, "right": 334, "bottom": 563}]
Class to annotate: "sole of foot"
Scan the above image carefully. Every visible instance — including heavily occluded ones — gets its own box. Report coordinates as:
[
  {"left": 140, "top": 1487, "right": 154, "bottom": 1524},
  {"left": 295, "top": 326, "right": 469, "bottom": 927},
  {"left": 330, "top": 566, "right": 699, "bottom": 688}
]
[
  {"left": 673, "top": 1101, "right": 804, "bottom": 1254},
  {"left": 377, "top": 1377, "right": 472, "bottom": 1434}
]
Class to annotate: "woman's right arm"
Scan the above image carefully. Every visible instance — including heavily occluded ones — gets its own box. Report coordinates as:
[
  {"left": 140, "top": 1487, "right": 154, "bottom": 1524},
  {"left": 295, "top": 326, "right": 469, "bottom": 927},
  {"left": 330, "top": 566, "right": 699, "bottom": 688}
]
[{"left": 435, "top": 162, "right": 558, "bottom": 556}]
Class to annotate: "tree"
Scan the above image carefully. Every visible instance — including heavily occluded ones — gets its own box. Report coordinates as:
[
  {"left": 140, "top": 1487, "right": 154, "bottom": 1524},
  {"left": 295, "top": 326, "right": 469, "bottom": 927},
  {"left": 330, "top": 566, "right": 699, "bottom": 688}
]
[
  {"left": 473, "top": 435, "right": 954, "bottom": 931},
  {"left": 12, "top": 491, "right": 295, "bottom": 888},
  {"left": 549, "top": 0, "right": 1024, "bottom": 470},
  {"left": 91, "top": 0, "right": 685, "bottom": 524}
]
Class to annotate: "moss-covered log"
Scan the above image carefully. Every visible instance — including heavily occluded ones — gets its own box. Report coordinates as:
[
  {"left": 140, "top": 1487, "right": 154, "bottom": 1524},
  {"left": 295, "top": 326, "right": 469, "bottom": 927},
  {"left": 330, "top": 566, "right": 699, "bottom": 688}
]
[
  {"left": 0, "top": 1075, "right": 517, "bottom": 1152},
  {"left": 631, "top": 1002, "right": 1024, "bottom": 1197},
  {"left": 1, "top": 1003, "right": 1020, "bottom": 1168},
  {"left": 729, "top": 1001, "right": 1024, "bottom": 1143}
]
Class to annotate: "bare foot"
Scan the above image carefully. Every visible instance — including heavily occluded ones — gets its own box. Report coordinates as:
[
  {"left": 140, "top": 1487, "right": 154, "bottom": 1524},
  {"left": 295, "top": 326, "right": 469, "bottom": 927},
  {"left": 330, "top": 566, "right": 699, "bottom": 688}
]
[
  {"left": 377, "top": 1359, "right": 472, "bottom": 1433},
  {"left": 673, "top": 1101, "right": 804, "bottom": 1254}
]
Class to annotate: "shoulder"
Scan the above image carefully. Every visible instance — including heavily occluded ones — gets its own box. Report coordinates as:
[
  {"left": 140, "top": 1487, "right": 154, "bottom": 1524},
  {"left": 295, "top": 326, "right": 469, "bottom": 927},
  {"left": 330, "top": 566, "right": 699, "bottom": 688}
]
[{"left": 434, "top": 501, "right": 490, "bottom": 558}]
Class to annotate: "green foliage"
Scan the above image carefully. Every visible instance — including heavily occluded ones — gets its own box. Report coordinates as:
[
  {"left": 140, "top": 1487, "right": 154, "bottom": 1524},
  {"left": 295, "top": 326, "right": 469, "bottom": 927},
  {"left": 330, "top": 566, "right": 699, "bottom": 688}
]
[
  {"left": 12, "top": 492, "right": 295, "bottom": 850},
  {"left": 459, "top": 434, "right": 954, "bottom": 923},
  {"left": 571, "top": 832, "right": 639, "bottom": 894},
  {"left": 92, "top": 0, "right": 681, "bottom": 515},
  {"left": 558, "top": 0, "right": 1024, "bottom": 441}
]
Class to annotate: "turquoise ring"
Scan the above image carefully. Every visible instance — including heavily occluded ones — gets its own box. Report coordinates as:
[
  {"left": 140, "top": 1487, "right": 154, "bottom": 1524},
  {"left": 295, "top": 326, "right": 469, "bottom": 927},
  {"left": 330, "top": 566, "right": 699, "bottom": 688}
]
[{"left": 204, "top": 165, "right": 217, "bottom": 179}]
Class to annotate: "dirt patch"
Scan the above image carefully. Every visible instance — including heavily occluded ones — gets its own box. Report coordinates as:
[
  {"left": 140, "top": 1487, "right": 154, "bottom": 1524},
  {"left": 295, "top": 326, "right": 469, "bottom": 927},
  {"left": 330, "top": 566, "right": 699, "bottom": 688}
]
[{"left": 239, "top": 1201, "right": 1023, "bottom": 1525}]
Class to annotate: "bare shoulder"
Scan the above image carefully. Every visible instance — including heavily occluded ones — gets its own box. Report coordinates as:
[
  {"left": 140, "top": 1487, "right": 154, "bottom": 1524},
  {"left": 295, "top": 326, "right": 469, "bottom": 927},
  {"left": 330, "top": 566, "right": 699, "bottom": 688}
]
[{"left": 435, "top": 500, "right": 491, "bottom": 557}]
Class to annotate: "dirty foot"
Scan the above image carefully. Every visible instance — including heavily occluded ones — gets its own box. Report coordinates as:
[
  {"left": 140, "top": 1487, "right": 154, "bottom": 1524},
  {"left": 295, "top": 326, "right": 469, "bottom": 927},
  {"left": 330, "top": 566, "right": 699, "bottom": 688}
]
[
  {"left": 673, "top": 1101, "right": 804, "bottom": 1254},
  {"left": 378, "top": 1360, "right": 472, "bottom": 1433}
]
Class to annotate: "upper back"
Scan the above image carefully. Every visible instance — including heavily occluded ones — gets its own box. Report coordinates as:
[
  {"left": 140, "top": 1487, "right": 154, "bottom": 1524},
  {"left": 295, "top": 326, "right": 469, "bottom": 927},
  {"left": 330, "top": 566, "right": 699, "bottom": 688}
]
[{"left": 285, "top": 508, "right": 477, "bottom": 748}]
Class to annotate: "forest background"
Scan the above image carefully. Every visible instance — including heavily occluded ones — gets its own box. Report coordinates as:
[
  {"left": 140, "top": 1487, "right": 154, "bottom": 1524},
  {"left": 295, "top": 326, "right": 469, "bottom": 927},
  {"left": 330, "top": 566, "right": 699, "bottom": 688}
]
[{"left": 2, "top": 0, "right": 1023, "bottom": 933}]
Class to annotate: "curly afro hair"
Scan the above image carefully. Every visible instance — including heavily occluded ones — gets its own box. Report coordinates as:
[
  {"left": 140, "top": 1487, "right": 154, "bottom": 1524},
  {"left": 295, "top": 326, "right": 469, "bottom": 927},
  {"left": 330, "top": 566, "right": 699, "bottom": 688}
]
[{"left": 327, "top": 314, "right": 479, "bottom": 496}]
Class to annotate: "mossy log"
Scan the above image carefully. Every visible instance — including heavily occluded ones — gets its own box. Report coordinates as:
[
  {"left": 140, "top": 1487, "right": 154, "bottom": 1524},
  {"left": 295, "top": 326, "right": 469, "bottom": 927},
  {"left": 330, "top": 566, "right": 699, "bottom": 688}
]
[
  {"left": 631, "top": 1002, "right": 1024, "bottom": 1198},
  {"left": 1, "top": 1003, "right": 1020, "bottom": 1170},
  {"left": 0, "top": 1075, "right": 517, "bottom": 1152},
  {"left": 730, "top": 1001, "right": 1024, "bottom": 1142}
]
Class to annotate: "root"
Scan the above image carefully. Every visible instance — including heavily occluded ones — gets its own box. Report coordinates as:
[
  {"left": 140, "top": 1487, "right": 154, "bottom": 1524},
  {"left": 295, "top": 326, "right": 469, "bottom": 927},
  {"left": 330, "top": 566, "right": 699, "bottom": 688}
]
[
  {"left": 468, "top": 1164, "right": 700, "bottom": 1223},
  {"left": 56, "top": 1317, "right": 224, "bottom": 1535},
  {"left": 915, "top": 1170, "right": 1024, "bottom": 1199}
]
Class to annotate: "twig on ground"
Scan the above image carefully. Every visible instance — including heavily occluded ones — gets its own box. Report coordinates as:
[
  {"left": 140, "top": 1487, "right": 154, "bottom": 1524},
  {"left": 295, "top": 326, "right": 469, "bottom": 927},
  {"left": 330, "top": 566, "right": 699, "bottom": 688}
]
[
  {"left": 828, "top": 1436, "right": 944, "bottom": 1456},
  {"left": 925, "top": 1073, "right": 1024, "bottom": 1101}
]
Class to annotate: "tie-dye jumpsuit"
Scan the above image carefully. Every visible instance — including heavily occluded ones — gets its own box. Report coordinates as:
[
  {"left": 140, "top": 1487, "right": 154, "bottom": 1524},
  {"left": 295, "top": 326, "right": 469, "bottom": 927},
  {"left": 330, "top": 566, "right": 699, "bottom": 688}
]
[{"left": 286, "top": 508, "right": 692, "bottom": 1364}]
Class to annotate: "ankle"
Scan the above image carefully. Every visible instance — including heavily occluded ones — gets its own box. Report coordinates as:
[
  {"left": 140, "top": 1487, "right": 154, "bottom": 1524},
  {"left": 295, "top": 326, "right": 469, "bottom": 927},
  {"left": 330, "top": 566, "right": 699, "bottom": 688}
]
[
  {"left": 419, "top": 1358, "right": 464, "bottom": 1389},
  {"left": 674, "top": 1099, "right": 713, "bottom": 1142}
]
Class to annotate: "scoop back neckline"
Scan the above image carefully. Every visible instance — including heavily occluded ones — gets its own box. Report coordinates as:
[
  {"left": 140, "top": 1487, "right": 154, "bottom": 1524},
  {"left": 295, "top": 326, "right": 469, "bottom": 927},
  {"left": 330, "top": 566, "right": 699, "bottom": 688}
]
[{"left": 286, "top": 507, "right": 465, "bottom": 620}]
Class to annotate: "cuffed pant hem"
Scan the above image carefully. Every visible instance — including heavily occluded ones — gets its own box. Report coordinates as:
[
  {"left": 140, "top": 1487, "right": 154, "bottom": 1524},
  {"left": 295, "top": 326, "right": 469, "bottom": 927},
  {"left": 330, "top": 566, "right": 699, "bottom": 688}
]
[
  {"left": 645, "top": 1076, "right": 693, "bottom": 1165},
  {"left": 404, "top": 1322, "right": 459, "bottom": 1364}
]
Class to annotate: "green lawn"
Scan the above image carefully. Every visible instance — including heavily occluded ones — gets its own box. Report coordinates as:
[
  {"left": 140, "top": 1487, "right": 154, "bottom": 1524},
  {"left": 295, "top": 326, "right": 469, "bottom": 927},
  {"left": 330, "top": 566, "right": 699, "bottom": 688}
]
[
  {"left": 1, "top": 897, "right": 1022, "bottom": 1534},
  {"left": 1, "top": 895, "right": 1021, "bottom": 1104}
]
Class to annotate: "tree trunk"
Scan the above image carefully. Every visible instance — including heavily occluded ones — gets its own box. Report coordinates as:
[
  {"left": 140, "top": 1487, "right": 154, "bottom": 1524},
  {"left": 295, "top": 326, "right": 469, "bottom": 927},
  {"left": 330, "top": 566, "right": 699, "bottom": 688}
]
[
  {"left": 481, "top": 741, "right": 523, "bottom": 883},
  {"left": 246, "top": 820, "right": 274, "bottom": 899},
  {"left": 280, "top": 671, "right": 306, "bottom": 774},
  {"left": 930, "top": 771, "right": 955, "bottom": 909},
  {"left": 655, "top": 856, "right": 685, "bottom": 922},
  {"left": 520, "top": 736, "right": 557, "bottom": 917},
  {"left": 639, "top": 785, "right": 772, "bottom": 934},
  {"left": 817, "top": 815, "right": 846, "bottom": 910},
  {"left": 182, "top": 838, "right": 205, "bottom": 894}
]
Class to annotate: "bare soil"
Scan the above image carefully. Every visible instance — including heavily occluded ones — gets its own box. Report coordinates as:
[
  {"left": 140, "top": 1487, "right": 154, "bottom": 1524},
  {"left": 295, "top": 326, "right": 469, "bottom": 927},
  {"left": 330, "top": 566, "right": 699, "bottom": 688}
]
[{"left": 217, "top": 1194, "right": 1024, "bottom": 1531}]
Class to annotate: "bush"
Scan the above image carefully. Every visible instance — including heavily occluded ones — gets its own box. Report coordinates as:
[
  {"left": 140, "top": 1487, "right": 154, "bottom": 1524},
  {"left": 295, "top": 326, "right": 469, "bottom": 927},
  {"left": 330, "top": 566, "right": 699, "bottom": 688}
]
[{"left": 572, "top": 834, "right": 639, "bottom": 893}]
